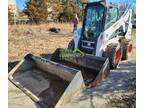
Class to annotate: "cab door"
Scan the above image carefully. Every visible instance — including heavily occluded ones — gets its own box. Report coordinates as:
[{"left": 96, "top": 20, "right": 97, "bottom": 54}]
[{"left": 79, "top": 3, "right": 106, "bottom": 54}]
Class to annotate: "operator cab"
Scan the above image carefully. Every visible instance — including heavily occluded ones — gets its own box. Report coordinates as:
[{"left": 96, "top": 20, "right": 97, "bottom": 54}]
[
  {"left": 79, "top": 1, "right": 119, "bottom": 54},
  {"left": 79, "top": 1, "right": 106, "bottom": 54}
]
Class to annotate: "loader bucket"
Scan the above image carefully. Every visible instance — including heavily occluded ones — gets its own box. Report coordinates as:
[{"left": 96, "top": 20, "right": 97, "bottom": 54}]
[
  {"left": 51, "top": 48, "right": 110, "bottom": 88},
  {"left": 8, "top": 54, "right": 85, "bottom": 108}
]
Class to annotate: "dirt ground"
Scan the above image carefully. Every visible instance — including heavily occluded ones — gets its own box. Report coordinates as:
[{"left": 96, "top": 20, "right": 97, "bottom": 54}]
[
  {"left": 8, "top": 23, "right": 136, "bottom": 108},
  {"left": 8, "top": 23, "right": 73, "bottom": 61}
]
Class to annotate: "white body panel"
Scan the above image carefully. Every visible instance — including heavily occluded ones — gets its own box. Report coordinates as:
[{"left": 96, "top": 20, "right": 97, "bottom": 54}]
[{"left": 73, "top": 8, "right": 132, "bottom": 57}]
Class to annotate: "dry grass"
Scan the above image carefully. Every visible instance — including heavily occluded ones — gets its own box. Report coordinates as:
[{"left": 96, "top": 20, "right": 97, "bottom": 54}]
[
  {"left": 8, "top": 23, "right": 74, "bottom": 61},
  {"left": 8, "top": 23, "right": 136, "bottom": 62}
]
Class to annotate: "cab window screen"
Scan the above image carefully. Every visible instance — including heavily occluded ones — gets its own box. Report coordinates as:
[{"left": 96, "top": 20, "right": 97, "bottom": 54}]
[
  {"left": 105, "top": 7, "right": 118, "bottom": 29},
  {"left": 83, "top": 5, "right": 104, "bottom": 39}
]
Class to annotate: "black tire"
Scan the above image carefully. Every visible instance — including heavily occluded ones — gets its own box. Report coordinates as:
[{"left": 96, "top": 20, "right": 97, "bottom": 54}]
[
  {"left": 104, "top": 44, "right": 122, "bottom": 69},
  {"left": 68, "top": 39, "right": 74, "bottom": 50},
  {"left": 121, "top": 39, "right": 133, "bottom": 60}
]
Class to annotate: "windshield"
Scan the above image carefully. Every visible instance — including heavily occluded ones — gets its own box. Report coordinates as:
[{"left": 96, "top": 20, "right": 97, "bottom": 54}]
[{"left": 83, "top": 5, "right": 105, "bottom": 40}]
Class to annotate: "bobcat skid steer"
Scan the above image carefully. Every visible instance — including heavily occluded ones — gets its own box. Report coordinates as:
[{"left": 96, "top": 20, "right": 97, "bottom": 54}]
[
  {"left": 8, "top": 1, "right": 133, "bottom": 108},
  {"left": 68, "top": 0, "right": 133, "bottom": 68}
]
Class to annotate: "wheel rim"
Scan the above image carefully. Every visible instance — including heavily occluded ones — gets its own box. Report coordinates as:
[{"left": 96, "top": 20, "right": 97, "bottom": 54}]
[
  {"left": 127, "top": 44, "right": 132, "bottom": 53},
  {"left": 114, "top": 48, "right": 121, "bottom": 65}
]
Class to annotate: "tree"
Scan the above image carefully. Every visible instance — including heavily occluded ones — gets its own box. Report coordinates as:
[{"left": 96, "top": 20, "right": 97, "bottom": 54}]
[
  {"left": 24, "top": 0, "right": 48, "bottom": 24},
  {"left": 45, "top": 0, "right": 88, "bottom": 22},
  {"left": 60, "top": 0, "right": 87, "bottom": 22},
  {"left": 23, "top": 0, "right": 88, "bottom": 23},
  {"left": 8, "top": 8, "right": 14, "bottom": 24},
  {"left": 46, "top": 0, "right": 63, "bottom": 21}
]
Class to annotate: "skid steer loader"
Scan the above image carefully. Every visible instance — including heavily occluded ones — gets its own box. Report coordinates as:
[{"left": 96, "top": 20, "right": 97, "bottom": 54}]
[
  {"left": 8, "top": 0, "right": 133, "bottom": 108},
  {"left": 68, "top": 0, "right": 133, "bottom": 68}
]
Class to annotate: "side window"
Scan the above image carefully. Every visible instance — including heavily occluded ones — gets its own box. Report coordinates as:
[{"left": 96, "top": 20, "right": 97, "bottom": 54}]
[{"left": 105, "top": 7, "right": 118, "bottom": 29}]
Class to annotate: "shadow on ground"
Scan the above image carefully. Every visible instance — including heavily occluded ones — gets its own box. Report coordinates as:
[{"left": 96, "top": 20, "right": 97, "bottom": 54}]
[{"left": 69, "top": 61, "right": 136, "bottom": 108}]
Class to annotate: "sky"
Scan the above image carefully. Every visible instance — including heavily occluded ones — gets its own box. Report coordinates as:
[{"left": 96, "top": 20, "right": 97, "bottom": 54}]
[
  {"left": 16, "top": 0, "right": 26, "bottom": 10},
  {"left": 16, "top": 0, "right": 135, "bottom": 11}
]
